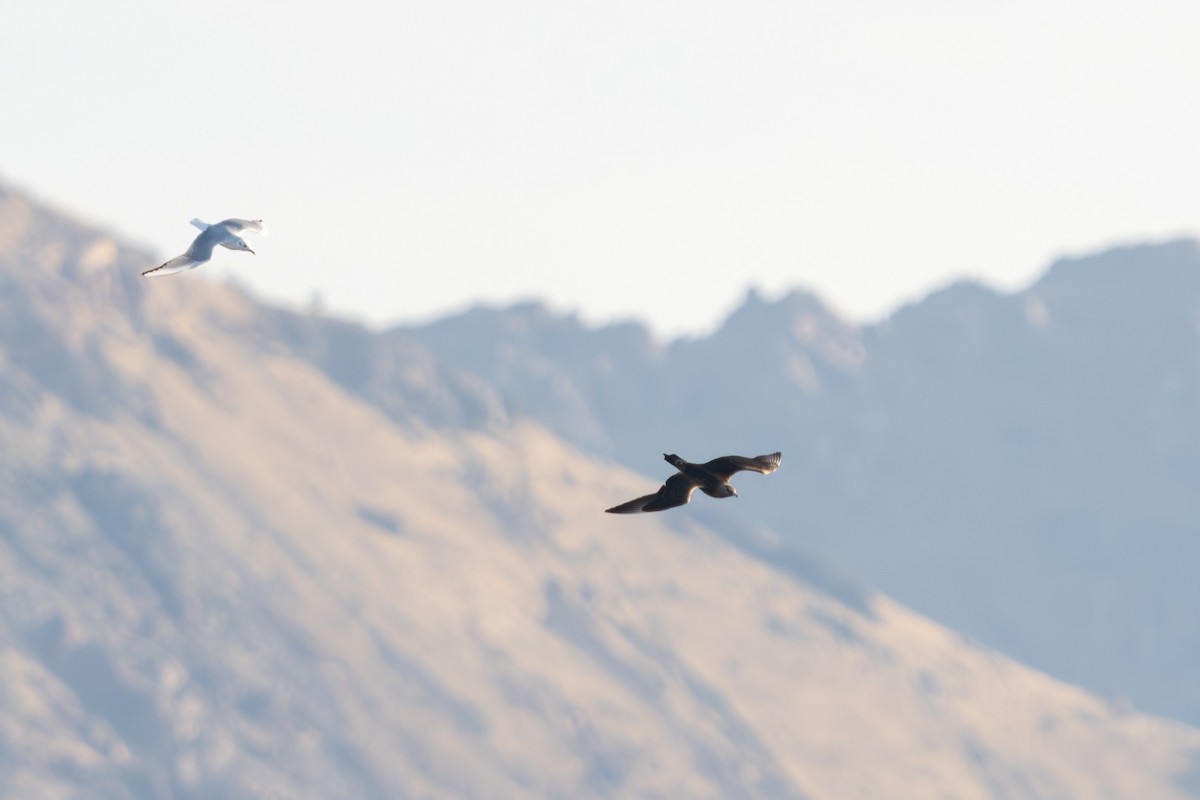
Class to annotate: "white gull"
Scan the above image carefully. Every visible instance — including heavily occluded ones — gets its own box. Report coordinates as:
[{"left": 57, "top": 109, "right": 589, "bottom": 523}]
[{"left": 142, "top": 218, "right": 267, "bottom": 277}]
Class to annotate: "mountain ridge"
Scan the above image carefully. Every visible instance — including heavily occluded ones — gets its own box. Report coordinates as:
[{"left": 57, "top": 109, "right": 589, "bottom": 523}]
[
  {"left": 1, "top": 182, "right": 1198, "bottom": 797},
  {"left": 393, "top": 236, "right": 1200, "bottom": 727},
  {"left": 18, "top": 174, "right": 1187, "bottom": 727}
]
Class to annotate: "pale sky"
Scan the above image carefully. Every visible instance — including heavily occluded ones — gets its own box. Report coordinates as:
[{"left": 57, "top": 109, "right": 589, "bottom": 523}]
[{"left": 3, "top": 1, "right": 1198, "bottom": 336}]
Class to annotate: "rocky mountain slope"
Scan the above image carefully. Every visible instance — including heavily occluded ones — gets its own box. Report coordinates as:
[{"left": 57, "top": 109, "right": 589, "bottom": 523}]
[{"left": 0, "top": 185, "right": 1198, "bottom": 798}]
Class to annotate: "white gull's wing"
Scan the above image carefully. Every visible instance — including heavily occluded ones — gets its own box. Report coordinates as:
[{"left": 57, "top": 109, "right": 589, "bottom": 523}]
[
  {"left": 142, "top": 254, "right": 203, "bottom": 277},
  {"left": 214, "top": 218, "right": 268, "bottom": 236}
]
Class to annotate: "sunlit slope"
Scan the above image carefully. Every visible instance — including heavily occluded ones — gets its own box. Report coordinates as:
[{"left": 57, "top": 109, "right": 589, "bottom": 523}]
[{"left": 0, "top": 184, "right": 1197, "bottom": 799}]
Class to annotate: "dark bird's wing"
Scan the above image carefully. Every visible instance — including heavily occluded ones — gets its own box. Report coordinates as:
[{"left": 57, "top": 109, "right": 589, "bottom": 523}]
[
  {"left": 606, "top": 473, "right": 697, "bottom": 514},
  {"left": 701, "top": 452, "right": 782, "bottom": 480}
]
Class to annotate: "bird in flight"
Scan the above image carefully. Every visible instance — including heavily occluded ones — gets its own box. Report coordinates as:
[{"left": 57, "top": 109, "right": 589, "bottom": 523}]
[
  {"left": 606, "top": 452, "right": 782, "bottom": 513},
  {"left": 142, "top": 218, "right": 267, "bottom": 277}
]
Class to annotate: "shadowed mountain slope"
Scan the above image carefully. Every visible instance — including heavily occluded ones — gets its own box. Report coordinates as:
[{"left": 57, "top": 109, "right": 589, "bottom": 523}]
[{"left": 397, "top": 241, "right": 1200, "bottom": 728}]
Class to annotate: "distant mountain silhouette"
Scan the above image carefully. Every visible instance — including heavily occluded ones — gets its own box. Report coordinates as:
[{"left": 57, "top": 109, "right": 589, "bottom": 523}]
[
  {"left": 1, "top": 181, "right": 1199, "bottom": 798},
  {"left": 395, "top": 241, "right": 1200, "bottom": 728}
]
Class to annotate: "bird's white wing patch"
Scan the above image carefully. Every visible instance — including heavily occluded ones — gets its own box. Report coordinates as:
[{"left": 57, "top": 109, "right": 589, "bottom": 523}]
[
  {"left": 142, "top": 254, "right": 201, "bottom": 277},
  {"left": 218, "top": 219, "right": 268, "bottom": 236}
]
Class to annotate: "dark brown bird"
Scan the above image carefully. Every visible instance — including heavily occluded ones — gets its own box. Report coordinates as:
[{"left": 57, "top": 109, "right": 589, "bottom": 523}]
[{"left": 606, "top": 452, "right": 781, "bottom": 513}]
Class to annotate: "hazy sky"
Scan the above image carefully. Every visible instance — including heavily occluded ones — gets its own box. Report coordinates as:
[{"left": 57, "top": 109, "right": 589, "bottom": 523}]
[{"left": 4, "top": 1, "right": 1198, "bottom": 335}]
